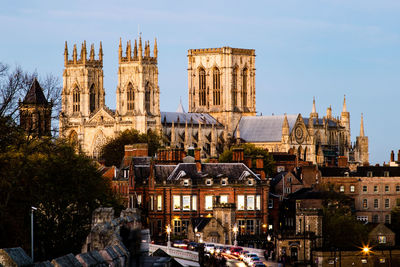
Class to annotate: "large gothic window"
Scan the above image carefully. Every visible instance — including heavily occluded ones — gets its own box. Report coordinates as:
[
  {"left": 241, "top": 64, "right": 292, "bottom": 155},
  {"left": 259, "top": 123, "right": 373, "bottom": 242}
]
[
  {"left": 127, "top": 83, "right": 135, "bottom": 111},
  {"left": 233, "top": 67, "right": 238, "bottom": 106},
  {"left": 242, "top": 68, "right": 248, "bottom": 107},
  {"left": 199, "top": 68, "right": 206, "bottom": 106},
  {"left": 145, "top": 83, "right": 151, "bottom": 113},
  {"left": 73, "top": 87, "right": 80, "bottom": 113},
  {"left": 213, "top": 67, "right": 221, "bottom": 106},
  {"left": 90, "top": 84, "right": 96, "bottom": 113}
]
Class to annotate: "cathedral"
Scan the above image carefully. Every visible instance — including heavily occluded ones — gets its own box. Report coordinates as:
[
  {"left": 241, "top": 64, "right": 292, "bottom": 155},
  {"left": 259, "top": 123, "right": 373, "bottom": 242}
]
[{"left": 59, "top": 36, "right": 368, "bottom": 166}]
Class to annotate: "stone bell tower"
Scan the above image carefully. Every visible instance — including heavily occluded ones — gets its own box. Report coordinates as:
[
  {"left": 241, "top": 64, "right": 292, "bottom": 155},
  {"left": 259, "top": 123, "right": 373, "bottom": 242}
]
[{"left": 116, "top": 36, "right": 161, "bottom": 133}]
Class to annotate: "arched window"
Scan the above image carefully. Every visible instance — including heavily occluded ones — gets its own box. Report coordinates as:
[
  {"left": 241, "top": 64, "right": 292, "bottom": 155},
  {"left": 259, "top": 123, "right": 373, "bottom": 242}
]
[
  {"left": 145, "top": 83, "right": 151, "bottom": 113},
  {"left": 199, "top": 68, "right": 206, "bottom": 106},
  {"left": 242, "top": 68, "right": 248, "bottom": 107},
  {"left": 73, "top": 87, "right": 80, "bottom": 112},
  {"left": 127, "top": 83, "right": 134, "bottom": 111},
  {"left": 232, "top": 67, "right": 238, "bottom": 106},
  {"left": 89, "top": 84, "right": 96, "bottom": 113},
  {"left": 213, "top": 67, "right": 220, "bottom": 105}
]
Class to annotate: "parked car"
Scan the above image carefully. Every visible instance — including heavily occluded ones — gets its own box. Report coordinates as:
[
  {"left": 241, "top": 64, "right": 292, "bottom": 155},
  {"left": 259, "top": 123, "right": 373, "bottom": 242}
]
[
  {"left": 243, "top": 253, "right": 258, "bottom": 264},
  {"left": 247, "top": 255, "right": 261, "bottom": 266},
  {"left": 239, "top": 250, "right": 250, "bottom": 261},
  {"left": 204, "top": 243, "right": 215, "bottom": 253}
]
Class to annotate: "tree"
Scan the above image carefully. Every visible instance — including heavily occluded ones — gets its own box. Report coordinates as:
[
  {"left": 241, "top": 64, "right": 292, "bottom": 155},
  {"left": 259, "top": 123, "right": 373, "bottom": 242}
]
[
  {"left": 0, "top": 62, "right": 61, "bottom": 135},
  {"left": 0, "top": 117, "right": 122, "bottom": 260},
  {"left": 322, "top": 190, "right": 369, "bottom": 250},
  {"left": 218, "top": 143, "right": 275, "bottom": 176},
  {"left": 100, "top": 129, "right": 162, "bottom": 167}
]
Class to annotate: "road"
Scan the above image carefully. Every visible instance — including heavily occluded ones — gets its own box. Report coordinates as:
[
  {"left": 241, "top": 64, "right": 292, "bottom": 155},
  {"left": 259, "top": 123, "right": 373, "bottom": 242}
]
[{"left": 226, "top": 258, "right": 282, "bottom": 267}]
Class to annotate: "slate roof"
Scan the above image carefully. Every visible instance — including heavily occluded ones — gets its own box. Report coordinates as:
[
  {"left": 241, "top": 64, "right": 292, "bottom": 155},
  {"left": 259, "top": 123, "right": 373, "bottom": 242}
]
[
  {"left": 23, "top": 79, "right": 49, "bottom": 105},
  {"left": 191, "top": 217, "right": 212, "bottom": 232},
  {"left": 288, "top": 187, "right": 325, "bottom": 200},
  {"left": 161, "top": 111, "right": 222, "bottom": 126},
  {"left": 237, "top": 114, "right": 297, "bottom": 142},
  {"left": 237, "top": 114, "right": 339, "bottom": 143},
  {"left": 165, "top": 163, "right": 260, "bottom": 181},
  {"left": 1, "top": 247, "right": 33, "bottom": 266}
]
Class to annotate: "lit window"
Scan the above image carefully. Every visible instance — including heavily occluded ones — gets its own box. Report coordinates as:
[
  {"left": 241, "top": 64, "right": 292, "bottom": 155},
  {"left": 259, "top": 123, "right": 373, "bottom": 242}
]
[
  {"left": 378, "top": 236, "right": 386, "bottom": 244},
  {"left": 173, "top": 195, "right": 181, "bottom": 210},
  {"left": 157, "top": 195, "right": 162, "bottom": 211},
  {"left": 247, "top": 195, "right": 255, "bottom": 210},
  {"left": 192, "top": 195, "right": 197, "bottom": 211},
  {"left": 205, "top": 195, "right": 213, "bottom": 210},
  {"left": 256, "top": 195, "right": 261, "bottom": 210},
  {"left": 357, "top": 216, "right": 368, "bottom": 222},
  {"left": 350, "top": 185, "right": 355, "bottom": 193},
  {"left": 137, "top": 195, "right": 142, "bottom": 205},
  {"left": 363, "top": 199, "right": 368, "bottom": 209},
  {"left": 339, "top": 185, "right": 345, "bottom": 192},
  {"left": 183, "top": 195, "right": 191, "bottom": 211},
  {"left": 174, "top": 220, "right": 181, "bottom": 234},
  {"left": 238, "top": 195, "right": 245, "bottom": 210},
  {"left": 220, "top": 195, "right": 228, "bottom": 204},
  {"left": 385, "top": 199, "right": 390, "bottom": 209}
]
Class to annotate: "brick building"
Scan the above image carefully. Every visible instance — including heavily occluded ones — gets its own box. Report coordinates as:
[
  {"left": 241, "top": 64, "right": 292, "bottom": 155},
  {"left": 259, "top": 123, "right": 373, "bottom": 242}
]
[{"left": 118, "top": 144, "right": 270, "bottom": 247}]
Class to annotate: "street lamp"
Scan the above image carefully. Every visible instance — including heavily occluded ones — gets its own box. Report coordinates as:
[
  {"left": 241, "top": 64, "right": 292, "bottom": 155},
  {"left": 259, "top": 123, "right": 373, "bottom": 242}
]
[
  {"left": 233, "top": 224, "right": 238, "bottom": 246},
  {"left": 166, "top": 224, "right": 172, "bottom": 249},
  {"left": 362, "top": 245, "right": 371, "bottom": 255},
  {"left": 267, "top": 234, "right": 271, "bottom": 242},
  {"left": 194, "top": 227, "right": 198, "bottom": 243},
  {"left": 31, "top": 206, "right": 37, "bottom": 262}
]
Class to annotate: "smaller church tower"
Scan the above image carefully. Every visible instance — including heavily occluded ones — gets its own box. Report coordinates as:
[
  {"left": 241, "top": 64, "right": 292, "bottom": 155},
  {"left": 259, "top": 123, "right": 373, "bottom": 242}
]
[
  {"left": 19, "top": 79, "right": 52, "bottom": 137},
  {"left": 340, "top": 95, "right": 350, "bottom": 146},
  {"left": 355, "top": 113, "right": 369, "bottom": 165}
]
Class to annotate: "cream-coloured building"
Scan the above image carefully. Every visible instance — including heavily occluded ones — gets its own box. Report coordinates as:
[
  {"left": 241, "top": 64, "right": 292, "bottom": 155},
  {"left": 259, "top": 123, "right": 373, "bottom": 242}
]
[{"left": 59, "top": 37, "right": 368, "bottom": 165}]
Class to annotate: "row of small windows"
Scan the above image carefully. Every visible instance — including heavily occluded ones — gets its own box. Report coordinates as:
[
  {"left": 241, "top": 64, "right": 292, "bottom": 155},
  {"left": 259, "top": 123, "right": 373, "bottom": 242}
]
[
  {"left": 357, "top": 214, "right": 391, "bottom": 224},
  {"left": 198, "top": 67, "right": 248, "bottom": 107},
  {"left": 339, "top": 184, "right": 400, "bottom": 193},
  {"left": 362, "top": 198, "right": 391, "bottom": 209}
]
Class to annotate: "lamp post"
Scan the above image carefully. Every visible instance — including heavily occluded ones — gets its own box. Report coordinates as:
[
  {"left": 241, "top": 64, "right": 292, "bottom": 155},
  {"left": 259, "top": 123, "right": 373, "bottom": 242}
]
[
  {"left": 166, "top": 224, "right": 172, "bottom": 249},
  {"left": 31, "top": 206, "right": 37, "bottom": 262},
  {"left": 233, "top": 224, "right": 238, "bottom": 246},
  {"left": 195, "top": 227, "right": 198, "bottom": 243}
]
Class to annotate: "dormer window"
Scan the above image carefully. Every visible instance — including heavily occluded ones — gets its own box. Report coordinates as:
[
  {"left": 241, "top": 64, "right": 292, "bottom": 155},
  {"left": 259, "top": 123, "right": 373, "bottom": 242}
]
[
  {"left": 123, "top": 169, "right": 129, "bottom": 178},
  {"left": 206, "top": 178, "right": 213, "bottom": 186},
  {"left": 221, "top": 178, "right": 228, "bottom": 186},
  {"left": 247, "top": 179, "right": 254, "bottom": 186},
  {"left": 183, "top": 179, "right": 190, "bottom": 186}
]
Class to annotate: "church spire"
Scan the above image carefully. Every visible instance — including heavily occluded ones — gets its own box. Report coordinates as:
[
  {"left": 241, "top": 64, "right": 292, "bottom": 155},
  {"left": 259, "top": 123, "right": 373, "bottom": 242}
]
[
  {"left": 64, "top": 41, "right": 68, "bottom": 66},
  {"left": 118, "top": 38, "right": 122, "bottom": 62},
  {"left": 342, "top": 94, "right": 347, "bottom": 113},
  {"left": 282, "top": 113, "right": 289, "bottom": 136},
  {"left": 360, "top": 113, "right": 365, "bottom": 137},
  {"left": 310, "top": 96, "right": 318, "bottom": 119},
  {"left": 89, "top": 44, "right": 95, "bottom": 60},
  {"left": 134, "top": 39, "right": 138, "bottom": 58},
  {"left": 81, "top": 41, "right": 87, "bottom": 63},
  {"left": 138, "top": 36, "right": 143, "bottom": 61},
  {"left": 72, "top": 44, "right": 77, "bottom": 63},
  {"left": 153, "top": 38, "right": 158, "bottom": 58}
]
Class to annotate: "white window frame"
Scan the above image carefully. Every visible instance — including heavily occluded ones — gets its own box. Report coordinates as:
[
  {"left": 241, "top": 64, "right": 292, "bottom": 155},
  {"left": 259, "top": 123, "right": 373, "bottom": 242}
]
[
  {"left": 205, "top": 195, "right": 213, "bottom": 210},
  {"left": 220, "top": 195, "right": 228, "bottom": 204},
  {"left": 247, "top": 195, "right": 255, "bottom": 210},
  {"left": 182, "top": 195, "right": 191, "bottom": 211},
  {"left": 237, "top": 195, "right": 245, "bottom": 210},
  {"left": 192, "top": 195, "right": 197, "bottom": 211},
  {"left": 157, "top": 195, "right": 162, "bottom": 211},
  {"left": 173, "top": 195, "right": 181, "bottom": 211},
  {"left": 339, "top": 185, "right": 345, "bottom": 192},
  {"left": 256, "top": 195, "right": 261, "bottom": 210},
  {"left": 150, "top": 195, "right": 154, "bottom": 210},
  {"left": 350, "top": 185, "right": 355, "bottom": 193}
]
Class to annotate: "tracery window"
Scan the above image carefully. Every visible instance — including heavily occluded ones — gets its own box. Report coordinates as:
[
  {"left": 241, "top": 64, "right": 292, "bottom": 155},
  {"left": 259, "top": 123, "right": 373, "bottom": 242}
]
[
  {"left": 242, "top": 68, "right": 248, "bottom": 107},
  {"left": 199, "top": 68, "right": 206, "bottom": 106},
  {"left": 145, "top": 83, "right": 151, "bottom": 113},
  {"left": 89, "top": 84, "right": 96, "bottom": 113},
  {"left": 213, "top": 67, "right": 220, "bottom": 105},
  {"left": 233, "top": 67, "right": 238, "bottom": 106},
  {"left": 127, "top": 83, "right": 135, "bottom": 111},
  {"left": 73, "top": 87, "right": 80, "bottom": 112}
]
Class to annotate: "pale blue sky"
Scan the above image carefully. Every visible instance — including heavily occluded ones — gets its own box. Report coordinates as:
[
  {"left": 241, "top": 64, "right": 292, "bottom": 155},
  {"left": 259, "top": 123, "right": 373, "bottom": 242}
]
[{"left": 1, "top": 0, "right": 400, "bottom": 164}]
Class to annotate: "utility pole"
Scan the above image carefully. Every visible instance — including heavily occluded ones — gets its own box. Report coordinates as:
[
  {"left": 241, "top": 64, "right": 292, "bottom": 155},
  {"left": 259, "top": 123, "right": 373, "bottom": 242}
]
[{"left": 31, "top": 206, "right": 37, "bottom": 262}]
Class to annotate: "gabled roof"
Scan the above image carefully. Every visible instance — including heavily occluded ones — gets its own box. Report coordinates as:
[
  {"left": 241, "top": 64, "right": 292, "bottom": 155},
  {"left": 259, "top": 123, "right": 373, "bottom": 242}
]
[
  {"left": 191, "top": 217, "right": 211, "bottom": 232},
  {"left": 23, "top": 79, "right": 49, "bottom": 105},
  {"left": 369, "top": 223, "right": 395, "bottom": 237},
  {"left": 165, "top": 163, "right": 260, "bottom": 181}
]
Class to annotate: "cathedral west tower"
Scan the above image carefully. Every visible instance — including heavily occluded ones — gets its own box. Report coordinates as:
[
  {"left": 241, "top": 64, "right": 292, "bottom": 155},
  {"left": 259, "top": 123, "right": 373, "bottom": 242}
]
[
  {"left": 187, "top": 47, "right": 256, "bottom": 135},
  {"left": 116, "top": 37, "right": 161, "bottom": 133}
]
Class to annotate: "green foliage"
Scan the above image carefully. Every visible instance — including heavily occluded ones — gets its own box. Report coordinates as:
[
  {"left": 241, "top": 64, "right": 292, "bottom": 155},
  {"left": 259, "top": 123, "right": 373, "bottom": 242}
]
[
  {"left": 322, "top": 190, "right": 369, "bottom": 250},
  {"left": 100, "top": 129, "right": 162, "bottom": 166},
  {"left": 218, "top": 143, "right": 274, "bottom": 176},
  {"left": 0, "top": 118, "right": 122, "bottom": 260}
]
